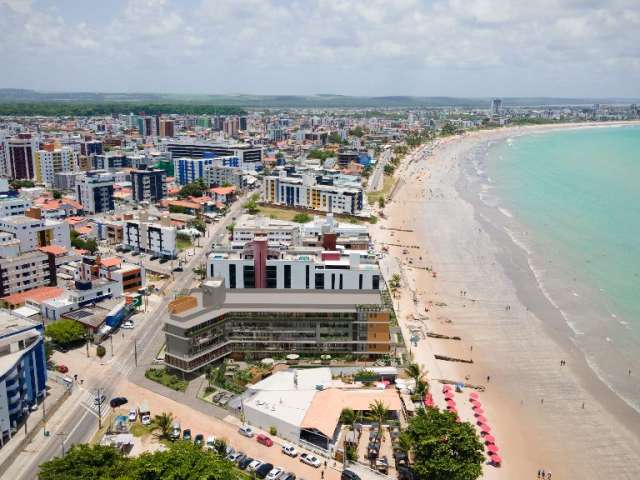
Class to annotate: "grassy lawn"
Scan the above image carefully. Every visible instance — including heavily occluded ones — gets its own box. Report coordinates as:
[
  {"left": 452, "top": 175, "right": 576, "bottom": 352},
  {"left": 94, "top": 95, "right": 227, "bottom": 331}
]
[
  {"left": 130, "top": 423, "right": 156, "bottom": 437},
  {"left": 176, "top": 237, "right": 192, "bottom": 251},
  {"left": 256, "top": 205, "right": 365, "bottom": 224},
  {"left": 368, "top": 174, "right": 396, "bottom": 205},
  {"left": 145, "top": 367, "right": 188, "bottom": 392}
]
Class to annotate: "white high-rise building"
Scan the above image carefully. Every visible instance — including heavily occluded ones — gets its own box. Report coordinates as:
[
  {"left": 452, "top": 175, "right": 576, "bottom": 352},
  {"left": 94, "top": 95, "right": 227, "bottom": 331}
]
[
  {"left": 35, "top": 148, "right": 78, "bottom": 186},
  {"left": 75, "top": 170, "right": 115, "bottom": 214}
]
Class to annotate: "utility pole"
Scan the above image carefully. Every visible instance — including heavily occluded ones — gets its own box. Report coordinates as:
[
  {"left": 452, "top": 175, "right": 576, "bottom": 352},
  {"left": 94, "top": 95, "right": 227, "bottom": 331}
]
[
  {"left": 110, "top": 335, "right": 113, "bottom": 356},
  {"left": 95, "top": 388, "right": 103, "bottom": 429},
  {"left": 134, "top": 338, "right": 138, "bottom": 367},
  {"left": 85, "top": 334, "right": 90, "bottom": 358}
]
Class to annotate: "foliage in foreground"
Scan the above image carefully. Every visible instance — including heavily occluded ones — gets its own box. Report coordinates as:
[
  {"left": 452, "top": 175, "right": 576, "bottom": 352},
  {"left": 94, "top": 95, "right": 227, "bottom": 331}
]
[
  {"left": 38, "top": 441, "right": 237, "bottom": 480},
  {"left": 144, "top": 367, "right": 188, "bottom": 392},
  {"left": 404, "top": 407, "right": 485, "bottom": 480},
  {"left": 45, "top": 319, "right": 85, "bottom": 346}
]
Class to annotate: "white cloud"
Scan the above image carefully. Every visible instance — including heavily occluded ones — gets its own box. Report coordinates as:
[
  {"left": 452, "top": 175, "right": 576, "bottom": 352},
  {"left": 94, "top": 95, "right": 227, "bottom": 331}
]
[{"left": 0, "top": 0, "right": 639, "bottom": 96}]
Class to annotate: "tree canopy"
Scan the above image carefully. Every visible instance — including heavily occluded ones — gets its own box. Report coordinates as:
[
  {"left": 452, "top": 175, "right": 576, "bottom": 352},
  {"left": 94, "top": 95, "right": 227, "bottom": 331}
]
[
  {"left": 38, "top": 442, "right": 236, "bottom": 480},
  {"left": 0, "top": 102, "right": 245, "bottom": 117},
  {"left": 45, "top": 319, "right": 86, "bottom": 346},
  {"left": 349, "top": 126, "right": 365, "bottom": 137},
  {"left": 70, "top": 230, "right": 98, "bottom": 253},
  {"left": 307, "top": 149, "right": 335, "bottom": 161},
  {"left": 404, "top": 408, "right": 485, "bottom": 480},
  {"left": 178, "top": 179, "right": 208, "bottom": 199}
]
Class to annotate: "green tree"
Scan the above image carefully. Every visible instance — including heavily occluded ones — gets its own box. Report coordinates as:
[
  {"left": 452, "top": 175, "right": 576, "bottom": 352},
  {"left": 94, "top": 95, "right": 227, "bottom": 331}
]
[
  {"left": 10, "top": 179, "right": 35, "bottom": 189},
  {"left": 178, "top": 179, "right": 207, "bottom": 199},
  {"left": 339, "top": 408, "right": 356, "bottom": 429},
  {"left": 192, "top": 265, "right": 206, "bottom": 280},
  {"left": 307, "top": 149, "right": 334, "bottom": 161},
  {"left": 38, "top": 444, "right": 129, "bottom": 480},
  {"left": 368, "top": 400, "right": 389, "bottom": 428},
  {"left": 405, "top": 362, "right": 428, "bottom": 394},
  {"left": 84, "top": 238, "right": 98, "bottom": 254},
  {"left": 328, "top": 132, "right": 345, "bottom": 144},
  {"left": 378, "top": 197, "right": 385, "bottom": 208},
  {"left": 189, "top": 218, "right": 206, "bottom": 233},
  {"left": 383, "top": 164, "right": 395, "bottom": 176},
  {"left": 292, "top": 212, "right": 311, "bottom": 223},
  {"left": 349, "top": 126, "right": 365, "bottom": 137},
  {"left": 243, "top": 198, "right": 260, "bottom": 214},
  {"left": 405, "top": 408, "right": 484, "bottom": 480},
  {"left": 44, "top": 341, "right": 53, "bottom": 364},
  {"left": 96, "top": 345, "right": 106, "bottom": 359},
  {"left": 212, "top": 438, "right": 227, "bottom": 456},
  {"left": 169, "top": 205, "right": 188, "bottom": 214},
  {"left": 153, "top": 412, "right": 174, "bottom": 439},
  {"left": 440, "top": 122, "right": 460, "bottom": 137},
  {"left": 52, "top": 190, "right": 62, "bottom": 199},
  {"left": 45, "top": 319, "right": 86, "bottom": 346}
]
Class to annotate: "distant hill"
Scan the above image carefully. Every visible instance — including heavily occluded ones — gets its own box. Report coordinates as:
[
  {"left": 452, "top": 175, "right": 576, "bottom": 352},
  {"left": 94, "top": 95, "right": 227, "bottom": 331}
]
[{"left": 0, "top": 88, "right": 638, "bottom": 109}]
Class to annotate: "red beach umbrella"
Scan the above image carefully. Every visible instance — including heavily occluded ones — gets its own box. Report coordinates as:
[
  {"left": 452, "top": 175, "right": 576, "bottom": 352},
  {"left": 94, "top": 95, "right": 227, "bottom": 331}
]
[
  {"left": 447, "top": 406, "right": 458, "bottom": 413},
  {"left": 479, "top": 423, "right": 492, "bottom": 433},
  {"left": 483, "top": 434, "right": 496, "bottom": 444},
  {"left": 443, "top": 385, "right": 452, "bottom": 393},
  {"left": 474, "top": 408, "right": 485, "bottom": 416},
  {"left": 446, "top": 397, "right": 456, "bottom": 404},
  {"left": 472, "top": 403, "right": 483, "bottom": 410},
  {"left": 490, "top": 454, "right": 502, "bottom": 465},
  {"left": 470, "top": 392, "right": 479, "bottom": 399},
  {"left": 487, "top": 444, "right": 500, "bottom": 453},
  {"left": 475, "top": 415, "right": 488, "bottom": 424},
  {"left": 470, "top": 399, "right": 482, "bottom": 406}
]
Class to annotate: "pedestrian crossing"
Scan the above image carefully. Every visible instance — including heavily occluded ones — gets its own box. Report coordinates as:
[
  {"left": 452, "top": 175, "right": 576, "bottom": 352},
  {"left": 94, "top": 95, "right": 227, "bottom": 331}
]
[{"left": 79, "top": 390, "right": 110, "bottom": 419}]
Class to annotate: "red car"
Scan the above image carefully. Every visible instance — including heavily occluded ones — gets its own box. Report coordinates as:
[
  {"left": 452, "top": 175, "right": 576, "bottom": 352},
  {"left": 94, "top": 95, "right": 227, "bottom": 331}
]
[
  {"left": 56, "top": 365, "right": 69, "bottom": 373},
  {"left": 256, "top": 434, "right": 273, "bottom": 447}
]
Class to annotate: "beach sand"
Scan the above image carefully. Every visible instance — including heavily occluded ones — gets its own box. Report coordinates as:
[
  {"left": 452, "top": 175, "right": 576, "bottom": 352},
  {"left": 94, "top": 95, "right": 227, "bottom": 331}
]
[{"left": 371, "top": 123, "right": 640, "bottom": 479}]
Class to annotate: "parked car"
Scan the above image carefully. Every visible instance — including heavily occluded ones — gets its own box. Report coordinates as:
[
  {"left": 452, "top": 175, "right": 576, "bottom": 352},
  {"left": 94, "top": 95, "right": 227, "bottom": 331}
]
[
  {"left": 234, "top": 453, "right": 247, "bottom": 465},
  {"left": 159, "top": 258, "right": 169, "bottom": 264},
  {"left": 141, "top": 414, "right": 151, "bottom": 425},
  {"left": 227, "top": 451, "right": 242, "bottom": 462},
  {"left": 109, "top": 397, "right": 128, "bottom": 408},
  {"left": 238, "top": 425, "right": 255, "bottom": 437},
  {"left": 56, "top": 364, "right": 69, "bottom": 373},
  {"left": 255, "top": 463, "right": 274, "bottom": 479},
  {"left": 122, "top": 321, "right": 135, "bottom": 329},
  {"left": 171, "top": 422, "right": 181, "bottom": 440},
  {"left": 128, "top": 408, "right": 137, "bottom": 422},
  {"left": 266, "top": 467, "right": 284, "bottom": 480},
  {"left": 282, "top": 445, "right": 298, "bottom": 457},
  {"left": 281, "top": 473, "right": 296, "bottom": 480},
  {"left": 194, "top": 434, "right": 204, "bottom": 447},
  {"left": 341, "top": 469, "right": 361, "bottom": 480},
  {"left": 172, "top": 266, "right": 184, "bottom": 272},
  {"left": 238, "top": 456, "right": 254, "bottom": 470},
  {"left": 299, "top": 453, "right": 321, "bottom": 468},
  {"left": 182, "top": 429, "right": 192, "bottom": 441},
  {"left": 256, "top": 434, "right": 273, "bottom": 447},
  {"left": 206, "top": 436, "right": 216, "bottom": 451},
  {"left": 247, "top": 460, "right": 262, "bottom": 472}
]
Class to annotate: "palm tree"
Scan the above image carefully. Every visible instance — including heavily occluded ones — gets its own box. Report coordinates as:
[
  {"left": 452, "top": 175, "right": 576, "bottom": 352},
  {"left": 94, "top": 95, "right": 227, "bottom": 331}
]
[
  {"left": 405, "top": 362, "right": 429, "bottom": 394},
  {"left": 369, "top": 400, "right": 390, "bottom": 433},
  {"left": 153, "top": 412, "right": 174, "bottom": 439},
  {"left": 340, "top": 408, "right": 356, "bottom": 429},
  {"left": 397, "top": 432, "right": 412, "bottom": 455}
]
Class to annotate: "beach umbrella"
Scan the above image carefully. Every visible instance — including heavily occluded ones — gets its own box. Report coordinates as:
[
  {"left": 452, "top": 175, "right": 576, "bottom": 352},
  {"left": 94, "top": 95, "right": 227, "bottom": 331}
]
[
  {"left": 469, "top": 392, "right": 479, "bottom": 399},
  {"left": 442, "top": 385, "right": 452, "bottom": 393},
  {"left": 487, "top": 444, "right": 500, "bottom": 454},
  {"left": 483, "top": 434, "right": 496, "bottom": 444},
  {"left": 473, "top": 408, "right": 485, "bottom": 416},
  {"left": 447, "top": 406, "right": 458, "bottom": 413},
  {"left": 471, "top": 401, "right": 482, "bottom": 408},
  {"left": 444, "top": 392, "right": 455, "bottom": 400},
  {"left": 490, "top": 454, "right": 502, "bottom": 465},
  {"left": 479, "top": 423, "right": 491, "bottom": 433},
  {"left": 475, "top": 415, "right": 488, "bottom": 424}
]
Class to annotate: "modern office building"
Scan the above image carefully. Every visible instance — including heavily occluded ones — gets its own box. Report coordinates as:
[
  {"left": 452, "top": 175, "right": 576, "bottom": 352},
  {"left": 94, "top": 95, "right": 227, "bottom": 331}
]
[
  {"left": 92, "top": 153, "right": 129, "bottom": 171},
  {"left": 75, "top": 170, "right": 115, "bottom": 214},
  {"left": 159, "top": 119, "right": 175, "bottom": 138},
  {"left": 208, "top": 238, "right": 381, "bottom": 290},
  {"left": 263, "top": 170, "right": 364, "bottom": 215},
  {"left": 166, "top": 143, "right": 262, "bottom": 170},
  {"left": 0, "top": 196, "right": 30, "bottom": 218},
  {"left": 122, "top": 215, "right": 177, "bottom": 258},
  {"left": 131, "top": 167, "right": 167, "bottom": 203},
  {"left": 0, "top": 311, "right": 47, "bottom": 447},
  {"left": 223, "top": 117, "right": 240, "bottom": 138},
  {"left": 173, "top": 157, "right": 217, "bottom": 185},
  {"left": 53, "top": 171, "right": 83, "bottom": 191},
  {"left": 163, "top": 279, "right": 391, "bottom": 373},
  {"left": 0, "top": 213, "right": 71, "bottom": 253},
  {"left": 34, "top": 148, "right": 78, "bottom": 186},
  {"left": 0, "top": 250, "right": 56, "bottom": 297},
  {"left": 80, "top": 140, "right": 103, "bottom": 157},
  {"left": 6, "top": 134, "right": 37, "bottom": 180},
  {"left": 491, "top": 98, "right": 502, "bottom": 116},
  {"left": 203, "top": 164, "right": 248, "bottom": 189}
]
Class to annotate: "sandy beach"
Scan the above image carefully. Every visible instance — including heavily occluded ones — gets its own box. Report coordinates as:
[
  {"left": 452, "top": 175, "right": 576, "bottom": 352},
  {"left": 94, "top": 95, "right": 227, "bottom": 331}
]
[{"left": 371, "top": 122, "right": 640, "bottom": 479}]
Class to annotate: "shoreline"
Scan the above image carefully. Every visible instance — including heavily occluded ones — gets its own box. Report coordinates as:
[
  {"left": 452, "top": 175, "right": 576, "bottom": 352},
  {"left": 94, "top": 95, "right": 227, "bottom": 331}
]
[{"left": 372, "top": 121, "right": 640, "bottom": 479}]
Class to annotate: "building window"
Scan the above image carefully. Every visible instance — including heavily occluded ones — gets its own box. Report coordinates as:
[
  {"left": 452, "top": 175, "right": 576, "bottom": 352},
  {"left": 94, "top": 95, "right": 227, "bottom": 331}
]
[
  {"left": 284, "top": 265, "right": 291, "bottom": 289},
  {"left": 315, "top": 273, "right": 324, "bottom": 290},
  {"left": 243, "top": 265, "right": 255, "bottom": 288},
  {"left": 372, "top": 275, "right": 380, "bottom": 290},
  {"left": 359, "top": 274, "right": 363, "bottom": 290},
  {"left": 305, "top": 265, "right": 310, "bottom": 289},
  {"left": 339, "top": 274, "right": 343, "bottom": 290},
  {"left": 266, "top": 265, "right": 277, "bottom": 289},
  {"left": 229, "top": 264, "right": 236, "bottom": 289},
  {"left": 331, "top": 274, "right": 335, "bottom": 290}
]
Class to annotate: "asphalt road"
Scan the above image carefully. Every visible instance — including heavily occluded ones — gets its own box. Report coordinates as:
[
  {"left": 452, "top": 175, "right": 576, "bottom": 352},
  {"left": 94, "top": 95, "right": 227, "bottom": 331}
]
[
  {"left": 367, "top": 149, "right": 391, "bottom": 192},
  {"left": 18, "top": 199, "right": 245, "bottom": 480}
]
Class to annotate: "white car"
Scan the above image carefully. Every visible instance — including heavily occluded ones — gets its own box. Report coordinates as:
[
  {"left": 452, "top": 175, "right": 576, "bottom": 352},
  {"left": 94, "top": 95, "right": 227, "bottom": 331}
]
[
  {"left": 206, "top": 435, "right": 216, "bottom": 451},
  {"left": 266, "top": 467, "right": 284, "bottom": 480},
  {"left": 122, "top": 321, "right": 134, "bottom": 329},
  {"left": 238, "top": 425, "right": 254, "bottom": 437},
  {"left": 281, "top": 445, "right": 298, "bottom": 457},
  {"left": 299, "top": 453, "right": 322, "bottom": 468},
  {"left": 247, "top": 460, "right": 262, "bottom": 472},
  {"left": 128, "top": 408, "right": 137, "bottom": 422},
  {"left": 141, "top": 414, "right": 151, "bottom": 425}
]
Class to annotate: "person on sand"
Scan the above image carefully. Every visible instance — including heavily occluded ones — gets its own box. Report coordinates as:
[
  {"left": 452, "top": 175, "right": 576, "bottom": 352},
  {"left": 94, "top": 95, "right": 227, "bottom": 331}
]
[{"left": 486, "top": 375, "right": 490, "bottom": 383}]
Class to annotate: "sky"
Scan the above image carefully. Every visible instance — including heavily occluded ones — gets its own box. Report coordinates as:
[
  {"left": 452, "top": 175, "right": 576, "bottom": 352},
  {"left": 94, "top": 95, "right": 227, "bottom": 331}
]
[{"left": 1, "top": 0, "right": 639, "bottom": 97}]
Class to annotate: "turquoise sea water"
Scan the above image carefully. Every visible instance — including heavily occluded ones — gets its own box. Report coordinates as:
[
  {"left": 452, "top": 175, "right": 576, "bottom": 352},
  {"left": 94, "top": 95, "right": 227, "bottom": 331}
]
[{"left": 486, "top": 125, "right": 640, "bottom": 410}]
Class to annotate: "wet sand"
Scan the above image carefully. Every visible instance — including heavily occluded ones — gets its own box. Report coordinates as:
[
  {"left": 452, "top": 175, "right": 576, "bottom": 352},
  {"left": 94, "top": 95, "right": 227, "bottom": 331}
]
[{"left": 371, "top": 123, "right": 640, "bottom": 479}]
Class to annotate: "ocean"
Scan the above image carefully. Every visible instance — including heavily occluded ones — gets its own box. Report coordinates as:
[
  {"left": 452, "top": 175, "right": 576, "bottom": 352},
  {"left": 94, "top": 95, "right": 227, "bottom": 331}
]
[{"left": 481, "top": 125, "right": 640, "bottom": 414}]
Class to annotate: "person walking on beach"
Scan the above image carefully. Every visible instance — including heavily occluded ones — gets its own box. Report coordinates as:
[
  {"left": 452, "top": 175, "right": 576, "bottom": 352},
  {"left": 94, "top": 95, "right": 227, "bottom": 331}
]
[
  {"left": 537, "top": 469, "right": 542, "bottom": 478},
  {"left": 486, "top": 375, "right": 490, "bottom": 383}
]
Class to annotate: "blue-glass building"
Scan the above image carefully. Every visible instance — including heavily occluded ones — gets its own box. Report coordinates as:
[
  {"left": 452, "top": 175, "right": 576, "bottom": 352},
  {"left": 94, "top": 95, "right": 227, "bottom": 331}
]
[{"left": 0, "top": 311, "right": 47, "bottom": 447}]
